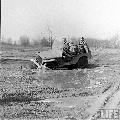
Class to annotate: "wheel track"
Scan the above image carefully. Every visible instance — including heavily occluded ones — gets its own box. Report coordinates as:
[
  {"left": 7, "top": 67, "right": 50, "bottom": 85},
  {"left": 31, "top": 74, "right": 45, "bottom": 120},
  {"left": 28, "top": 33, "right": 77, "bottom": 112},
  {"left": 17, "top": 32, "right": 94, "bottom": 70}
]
[{"left": 87, "top": 81, "right": 120, "bottom": 120}]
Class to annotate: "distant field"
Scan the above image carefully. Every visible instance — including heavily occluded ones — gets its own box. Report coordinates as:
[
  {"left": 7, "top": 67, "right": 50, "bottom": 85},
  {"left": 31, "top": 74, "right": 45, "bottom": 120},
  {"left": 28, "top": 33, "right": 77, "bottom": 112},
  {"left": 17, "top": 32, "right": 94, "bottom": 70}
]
[{"left": 0, "top": 44, "right": 50, "bottom": 61}]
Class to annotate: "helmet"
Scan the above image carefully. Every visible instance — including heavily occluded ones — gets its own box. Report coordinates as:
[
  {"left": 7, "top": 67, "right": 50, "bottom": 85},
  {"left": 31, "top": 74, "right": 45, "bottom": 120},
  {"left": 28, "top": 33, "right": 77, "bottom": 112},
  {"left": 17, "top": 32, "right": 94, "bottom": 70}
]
[
  {"left": 81, "top": 37, "right": 84, "bottom": 41},
  {"left": 79, "top": 37, "right": 84, "bottom": 44}
]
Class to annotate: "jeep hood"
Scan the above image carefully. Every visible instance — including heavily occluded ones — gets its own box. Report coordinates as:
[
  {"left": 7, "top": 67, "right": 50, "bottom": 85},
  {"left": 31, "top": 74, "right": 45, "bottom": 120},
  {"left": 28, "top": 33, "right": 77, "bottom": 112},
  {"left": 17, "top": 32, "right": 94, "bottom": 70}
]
[{"left": 37, "top": 49, "right": 63, "bottom": 60}]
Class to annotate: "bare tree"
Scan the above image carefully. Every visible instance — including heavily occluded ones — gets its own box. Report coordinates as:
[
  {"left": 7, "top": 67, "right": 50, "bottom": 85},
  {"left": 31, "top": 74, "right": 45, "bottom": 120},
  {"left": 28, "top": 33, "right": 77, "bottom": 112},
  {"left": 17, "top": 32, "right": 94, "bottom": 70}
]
[
  {"left": 46, "top": 24, "right": 55, "bottom": 49},
  {"left": 14, "top": 41, "right": 17, "bottom": 46},
  {"left": 110, "top": 33, "right": 120, "bottom": 48},
  {"left": 1, "top": 35, "right": 5, "bottom": 43},
  {"left": 19, "top": 35, "right": 30, "bottom": 47},
  {"left": 7, "top": 38, "right": 12, "bottom": 45}
]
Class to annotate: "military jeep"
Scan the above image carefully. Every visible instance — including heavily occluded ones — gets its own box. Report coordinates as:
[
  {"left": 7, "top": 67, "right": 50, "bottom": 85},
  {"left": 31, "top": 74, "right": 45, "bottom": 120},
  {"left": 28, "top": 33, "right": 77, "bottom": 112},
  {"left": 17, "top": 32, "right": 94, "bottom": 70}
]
[{"left": 30, "top": 38, "right": 92, "bottom": 69}]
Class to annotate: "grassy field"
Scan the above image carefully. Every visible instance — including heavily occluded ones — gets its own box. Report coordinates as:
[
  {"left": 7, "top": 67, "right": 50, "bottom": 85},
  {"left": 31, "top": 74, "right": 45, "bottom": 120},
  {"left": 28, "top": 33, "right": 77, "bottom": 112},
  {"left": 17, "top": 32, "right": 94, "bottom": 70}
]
[{"left": 0, "top": 44, "right": 120, "bottom": 120}]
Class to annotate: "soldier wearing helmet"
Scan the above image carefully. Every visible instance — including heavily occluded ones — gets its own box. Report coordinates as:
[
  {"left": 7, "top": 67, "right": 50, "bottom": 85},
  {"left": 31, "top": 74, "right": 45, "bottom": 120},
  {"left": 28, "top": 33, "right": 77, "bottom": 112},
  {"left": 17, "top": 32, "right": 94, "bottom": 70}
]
[
  {"left": 62, "top": 38, "right": 70, "bottom": 55},
  {"left": 78, "top": 37, "right": 86, "bottom": 53},
  {"left": 79, "top": 37, "right": 85, "bottom": 45}
]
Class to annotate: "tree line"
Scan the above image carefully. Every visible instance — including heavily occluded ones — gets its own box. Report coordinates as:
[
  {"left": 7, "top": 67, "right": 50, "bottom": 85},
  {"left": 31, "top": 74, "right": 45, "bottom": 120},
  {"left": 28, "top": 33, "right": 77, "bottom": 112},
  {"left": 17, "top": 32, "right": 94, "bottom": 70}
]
[
  {"left": 1, "top": 35, "right": 54, "bottom": 48},
  {"left": 1, "top": 35, "right": 120, "bottom": 48}
]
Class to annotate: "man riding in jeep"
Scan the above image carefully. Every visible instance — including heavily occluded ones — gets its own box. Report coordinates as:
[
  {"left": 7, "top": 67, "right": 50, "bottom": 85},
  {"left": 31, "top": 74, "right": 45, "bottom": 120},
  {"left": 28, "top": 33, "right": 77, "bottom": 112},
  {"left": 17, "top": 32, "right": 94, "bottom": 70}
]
[
  {"left": 79, "top": 37, "right": 91, "bottom": 58},
  {"left": 29, "top": 36, "right": 91, "bottom": 69}
]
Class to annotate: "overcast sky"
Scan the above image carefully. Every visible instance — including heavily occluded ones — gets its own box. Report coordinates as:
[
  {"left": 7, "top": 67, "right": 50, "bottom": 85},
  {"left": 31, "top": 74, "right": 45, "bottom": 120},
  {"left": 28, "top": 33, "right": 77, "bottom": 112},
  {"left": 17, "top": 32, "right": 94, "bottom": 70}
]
[{"left": 1, "top": 0, "right": 120, "bottom": 41}]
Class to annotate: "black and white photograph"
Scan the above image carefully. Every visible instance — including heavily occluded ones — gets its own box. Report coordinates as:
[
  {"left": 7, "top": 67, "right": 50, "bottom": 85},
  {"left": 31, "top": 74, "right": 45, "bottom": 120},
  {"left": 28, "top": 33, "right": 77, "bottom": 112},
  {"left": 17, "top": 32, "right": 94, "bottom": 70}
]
[{"left": 1, "top": 0, "right": 120, "bottom": 119}]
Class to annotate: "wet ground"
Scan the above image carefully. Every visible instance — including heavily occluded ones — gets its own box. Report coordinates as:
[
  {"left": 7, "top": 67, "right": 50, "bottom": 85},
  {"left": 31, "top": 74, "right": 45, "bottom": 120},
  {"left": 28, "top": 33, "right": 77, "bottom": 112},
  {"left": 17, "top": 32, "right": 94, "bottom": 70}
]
[{"left": 0, "top": 47, "right": 120, "bottom": 120}]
